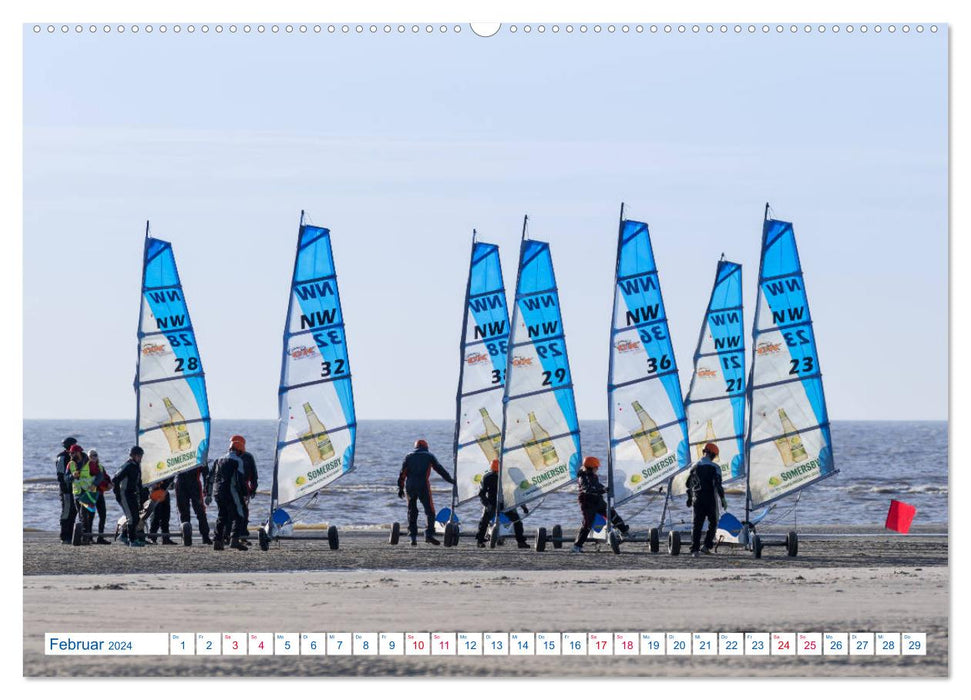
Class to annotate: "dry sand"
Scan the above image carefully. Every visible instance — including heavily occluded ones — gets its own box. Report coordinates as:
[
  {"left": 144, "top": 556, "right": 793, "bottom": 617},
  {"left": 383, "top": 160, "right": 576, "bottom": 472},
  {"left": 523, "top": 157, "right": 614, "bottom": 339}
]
[{"left": 23, "top": 528, "right": 948, "bottom": 677}]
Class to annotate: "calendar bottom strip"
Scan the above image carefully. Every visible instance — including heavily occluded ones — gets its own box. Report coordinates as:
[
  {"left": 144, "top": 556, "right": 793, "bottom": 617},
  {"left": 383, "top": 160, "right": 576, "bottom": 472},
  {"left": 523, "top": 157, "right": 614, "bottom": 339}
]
[{"left": 45, "top": 632, "right": 927, "bottom": 657}]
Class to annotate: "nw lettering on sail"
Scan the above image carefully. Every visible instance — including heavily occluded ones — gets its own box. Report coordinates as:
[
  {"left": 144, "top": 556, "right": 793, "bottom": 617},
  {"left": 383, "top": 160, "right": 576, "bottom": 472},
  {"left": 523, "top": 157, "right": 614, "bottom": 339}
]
[
  {"left": 300, "top": 308, "right": 337, "bottom": 330},
  {"left": 148, "top": 290, "right": 182, "bottom": 303},
  {"left": 155, "top": 314, "right": 186, "bottom": 329},
  {"left": 522, "top": 294, "right": 556, "bottom": 311},
  {"left": 469, "top": 294, "right": 504, "bottom": 313},
  {"left": 713, "top": 335, "right": 742, "bottom": 350},
  {"left": 771, "top": 306, "right": 806, "bottom": 325},
  {"left": 617, "top": 275, "right": 657, "bottom": 295},
  {"left": 625, "top": 304, "right": 660, "bottom": 326},
  {"left": 473, "top": 320, "right": 506, "bottom": 339},
  {"left": 294, "top": 281, "right": 335, "bottom": 301},
  {"left": 527, "top": 320, "right": 558, "bottom": 339}
]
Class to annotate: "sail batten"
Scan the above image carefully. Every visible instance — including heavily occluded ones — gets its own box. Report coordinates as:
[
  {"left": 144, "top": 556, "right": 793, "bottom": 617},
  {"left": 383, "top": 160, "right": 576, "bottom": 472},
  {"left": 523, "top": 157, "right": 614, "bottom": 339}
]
[
  {"left": 607, "top": 218, "right": 688, "bottom": 506},
  {"left": 271, "top": 220, "right": 356, "bottom": 509},
  {"left": 671, "top": 259, "right": 746, "bottom": 496},
  {"left": 135, "top": 234, "right": 211, "bottom": 486},
  {"left": 451, "top": 239, "right": 511, "bottom": 506},
  {"left": 498, "top": 234, "right": 581, "bottom": 510},
  {"left": 744, "top": 212, "right": 835, "bottom": 510}
]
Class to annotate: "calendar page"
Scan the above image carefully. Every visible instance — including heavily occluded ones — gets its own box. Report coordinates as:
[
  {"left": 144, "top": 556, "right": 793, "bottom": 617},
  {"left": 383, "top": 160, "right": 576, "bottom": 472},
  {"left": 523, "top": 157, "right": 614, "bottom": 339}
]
[{"left": 15, "top": 0, "right": 952, "bottom": 688}]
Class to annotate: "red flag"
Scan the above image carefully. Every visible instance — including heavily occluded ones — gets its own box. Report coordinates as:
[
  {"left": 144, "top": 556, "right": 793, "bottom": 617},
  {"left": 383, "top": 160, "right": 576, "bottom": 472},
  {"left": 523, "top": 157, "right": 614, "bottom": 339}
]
[{"left": 885, "top": 499, "right": 917, "bottom": 534}]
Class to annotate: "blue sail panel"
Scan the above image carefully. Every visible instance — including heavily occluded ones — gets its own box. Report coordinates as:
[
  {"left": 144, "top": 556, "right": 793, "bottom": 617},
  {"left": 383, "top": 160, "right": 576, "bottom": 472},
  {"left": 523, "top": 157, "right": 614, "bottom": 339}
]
[
  {"left": 136, "top": 236, "right": 210, "bottom": 485},
  {"left": 608, "top": 220, "right": 688, "bottom": 503},
  {"left": 746, "top": 215, "right": 835, "bottom": 508},
  {"left": 274, "top": 223, "right": 356, "bottom": 507},
  {"left": 499, "top": 238, "right": 581, "bottom": 508},
  {"left": 453, "top": 240, "right": 510, "bottom": 504},
  {"left": 672, "top": 260, "right": 746, "bottom": 495}
]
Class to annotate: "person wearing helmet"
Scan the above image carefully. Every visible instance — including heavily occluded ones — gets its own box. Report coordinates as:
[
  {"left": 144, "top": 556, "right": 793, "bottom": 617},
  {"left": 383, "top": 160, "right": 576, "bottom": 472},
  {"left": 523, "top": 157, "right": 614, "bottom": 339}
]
[
  {"left": 88, "top": 449, "right": 113, "bottom": 544},
  {"left": 217, "top": 435, "right": 258, "bottom": 541},
  {"left": 209, "top": 437, "right": 250, "bottom": 551},
  {"left": 572, "top": 456, "right": 629, "bottom": 553},
  {"left": 54, "top": 437, "right": 79, "bottom": 543},
  {"left": 147, "top": 478, "right": 177, "bottom": 545},
  {"left": 475, "top": 459, "right": 529, "bottom": 549},
  {"left": 65, "top": 444, "right": 103, "bottom": 544},
  {"left": 113, "top": 446, "right": 146, "bottom": 547},
  {"left": 397, "top": 439, "right": 455, "bottom": 546},
  {"left": 685, "top": 442, "right": 727, "bottom": 557}
]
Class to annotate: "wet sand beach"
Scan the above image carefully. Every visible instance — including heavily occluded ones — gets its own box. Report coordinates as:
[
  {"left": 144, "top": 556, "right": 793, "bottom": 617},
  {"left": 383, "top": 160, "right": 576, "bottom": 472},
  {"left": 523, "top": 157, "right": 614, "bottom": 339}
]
[{"left": 23, "top": 528, "right": 948, "bottom": 677}]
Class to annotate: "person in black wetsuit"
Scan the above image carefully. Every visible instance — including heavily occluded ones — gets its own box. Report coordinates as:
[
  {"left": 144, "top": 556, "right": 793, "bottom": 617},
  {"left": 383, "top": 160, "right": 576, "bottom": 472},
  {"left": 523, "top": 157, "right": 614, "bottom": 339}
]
[
  {"left": 686, "top": 442, "right": 727, "bottom": 557},
  {"left": 572, "top": 456, "right": 629, "bottom": 553},
  {"left": 397, "top": 439, "right": 454, "bottom": 546},
  {"left": 148, "top": 478, "right": 176, "bottom": 545},
  {"left": 176, "top": 464, "right": 212, "bottom": 545},
  {"left": 88, "top": 450, "right": 113, "bottom": 545},
  {"left": 210, "top": 437, "right": 249, "bottom": 551},
  {"left": 475, "top": 459, "right": 529, "bottom": 549},
  {"left": 55, "top": 437, "right": 79, "bottom": 544},
  {"left": 113, "top": 446, "right": 145, "bottom": 547}
]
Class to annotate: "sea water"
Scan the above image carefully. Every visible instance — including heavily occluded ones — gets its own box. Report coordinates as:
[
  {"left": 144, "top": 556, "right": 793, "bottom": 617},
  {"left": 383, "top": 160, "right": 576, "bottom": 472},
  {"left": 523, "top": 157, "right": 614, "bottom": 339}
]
[{"left": 22, "top": 419, "right": 947, "bottom": 531}]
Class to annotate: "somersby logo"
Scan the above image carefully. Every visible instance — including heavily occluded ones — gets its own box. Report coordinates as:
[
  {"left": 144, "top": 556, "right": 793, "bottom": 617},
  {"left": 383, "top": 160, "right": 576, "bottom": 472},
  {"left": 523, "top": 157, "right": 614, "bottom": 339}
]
[{"left": 295, "top": 457, "right": 342, "bottom": 486}]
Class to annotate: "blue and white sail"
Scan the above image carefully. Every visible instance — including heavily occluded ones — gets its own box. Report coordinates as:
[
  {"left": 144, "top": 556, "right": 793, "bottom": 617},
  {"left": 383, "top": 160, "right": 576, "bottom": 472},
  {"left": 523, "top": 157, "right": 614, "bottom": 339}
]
[
  {"left": 745, "top": 206, "right": 835, "bottom": 508},
  {"left": 498, "top": 224, "right": 581, "bottom": 510},
  {"left": 452, "top": 236, "right": 510, "bottom": 505},
  {"left": 607, "top": 217, "right": 688, "bottom": 504},
  {"left": 135, "top": 226, "right": 210, "bottom": 485},
  {"left": 671, "top": 258, "right": 746, "bottom": 496},
  {"left": 272, "top": 214, "right": 356, "bottom": 509}
]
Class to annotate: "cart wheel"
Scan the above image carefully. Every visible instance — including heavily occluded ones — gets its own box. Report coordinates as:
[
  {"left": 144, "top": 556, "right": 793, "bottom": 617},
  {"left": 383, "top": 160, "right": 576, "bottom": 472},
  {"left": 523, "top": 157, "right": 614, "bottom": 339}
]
[
  {"left": 608, "top": 529, "right": 621, "bottom": 555},
  {"left": 258, "top": 527, "right": 270, "bottom": 551},
  {"left": 181, "top": 522, "right": 192, "bottom": 547},
  {"left": 389, "top": 521, "right": 400, "bottom": 545},
  {"left": 649, "top": 527, "right": 660, "bottom": 554},
  {"left": 327, "top": 525, "right": 339, "bottom": 550},
  {"left": 668, "top": 529, "right": 681, "bottom": 556},
  {"left": 786, "top": 531, "right": 798, "bottom": 557},
  {"left": 444, "top": 522, "right": 459, "bottom": 548},
  {"left": 72, "top": 522, "right": 83, "bottom": 547},
  {"left": 488, "top": 524, "right": 498, "bottom": 549},
  {"left": 552, "top": 524, "right": 563, "bottom": 549},
  {"left": 535, "top": 527, "right": 547, "bottom": 552},
  {"left": 752, "top": 534, "right": 763, "bottom": 559}
]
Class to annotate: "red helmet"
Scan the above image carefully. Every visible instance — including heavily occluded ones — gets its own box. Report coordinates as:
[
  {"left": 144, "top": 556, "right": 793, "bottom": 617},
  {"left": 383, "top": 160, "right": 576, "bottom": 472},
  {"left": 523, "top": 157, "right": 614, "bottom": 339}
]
[
  {"left": 490, "top": 459, "right": 500, "bottom": 473},
  {"left": 582, "top": 456, "right": 601, "bottom": 469},
  {"left": 69, "top": 444, "right": 83, "bottom": 454},
  {"left": 704, "top": 442, "right": 719, "bottom": 457},
  {"left": 414, "top": 439, "right": 429, "bottom": 450}
]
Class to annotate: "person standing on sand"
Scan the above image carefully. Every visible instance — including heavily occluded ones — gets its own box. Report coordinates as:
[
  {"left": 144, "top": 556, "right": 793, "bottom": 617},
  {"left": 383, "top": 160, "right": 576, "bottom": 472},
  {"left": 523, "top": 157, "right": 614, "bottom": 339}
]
[
  {"left": 224, "top": 435, "right": 258, "bottom": 540},
  {"left": 148, "top": 478, "right": 177, "bottom": 545},
  {"left": 55, "top": 437, "right": 79, "bottom": 544},
  {"left": 685, "top": 442, "right": 727, "bottom": 558},
  {"left": 210, "top": 437, "right": 250, "bottom": 551},
  {"left": 114, "top": 446, "right": 145, "bottom": 547},
  {"left": 87, "top": 449, "right": 112, "bottom": 545},
  {"left": 475, "top": 459, "right": 529, "bottom": 549},
  {"left": 572, "top": 456, "right": 630, "bottom": 553},
  {"left": 176, "top": 464, "right": 212, "bottom": 545},
  {"left": 65, "top": 444, "right": 102, "bottom": 544},
  {"left": 397, "top": 439, "right": 454, "bottom": 546}
]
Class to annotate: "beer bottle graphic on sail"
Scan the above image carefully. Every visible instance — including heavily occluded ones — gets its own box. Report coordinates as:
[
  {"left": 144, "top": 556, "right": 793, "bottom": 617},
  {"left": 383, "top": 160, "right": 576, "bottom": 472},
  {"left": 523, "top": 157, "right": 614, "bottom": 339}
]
[
  {"left": 299, "top": 402, "right": 335, "bottom": 465},
  {"left": 160, "top": 397, "right": 192, "bottom": 452},
  {"left": 694, "top": 418, "right": 718, "bottom": 461},
  {"left": 475, "top": 407, "right": 502, "bottom": 462},
  {"left": 773, "top": 407, "right": 808, "bottom": 466},
  {"left": 524, "top": 411, "right": 558, "bottom": 469},
  {"left": 630, "top": 400, "right": 668, "bottom": 460}
]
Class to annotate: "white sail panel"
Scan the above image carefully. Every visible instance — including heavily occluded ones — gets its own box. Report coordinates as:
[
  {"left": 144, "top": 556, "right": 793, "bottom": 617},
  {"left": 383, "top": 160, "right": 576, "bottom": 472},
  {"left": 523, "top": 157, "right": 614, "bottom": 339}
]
[
  {"left": 499, "top": 237, "right": 581, "bottom": 510},
  {"left": 452, "top": 241, "right": 510, "bottom": 504},
  {"left": 745, "top": 212, "right": 834, "bottom": 508},
  {"left": 272, "top": 220, "right": 356, "bottom": 509},
  {"left": 135, "top": 234, "right": 210, "bottom": 485},
  {"left": 607, "top": 219, "right": 688, "bottom": 504}
]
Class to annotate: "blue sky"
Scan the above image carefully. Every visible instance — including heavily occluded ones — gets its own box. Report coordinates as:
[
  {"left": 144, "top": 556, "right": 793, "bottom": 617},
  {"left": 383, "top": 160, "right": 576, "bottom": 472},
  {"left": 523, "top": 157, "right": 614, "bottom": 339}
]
[{"left": 23, "top": 26, "right": 947, "bottom": 420}]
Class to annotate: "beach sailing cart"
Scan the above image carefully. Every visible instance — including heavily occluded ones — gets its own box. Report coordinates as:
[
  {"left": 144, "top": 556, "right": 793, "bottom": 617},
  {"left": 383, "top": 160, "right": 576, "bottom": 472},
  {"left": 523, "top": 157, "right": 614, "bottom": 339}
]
[{"left": 258, "top": 212, "right": 356, "bottom": 552}]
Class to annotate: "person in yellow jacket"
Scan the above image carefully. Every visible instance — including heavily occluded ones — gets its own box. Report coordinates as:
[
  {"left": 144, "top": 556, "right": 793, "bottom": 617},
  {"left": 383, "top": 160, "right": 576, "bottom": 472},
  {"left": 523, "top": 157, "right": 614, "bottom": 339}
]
[{"left": 65, "top": 444, "right": 105, "bottom": 545}]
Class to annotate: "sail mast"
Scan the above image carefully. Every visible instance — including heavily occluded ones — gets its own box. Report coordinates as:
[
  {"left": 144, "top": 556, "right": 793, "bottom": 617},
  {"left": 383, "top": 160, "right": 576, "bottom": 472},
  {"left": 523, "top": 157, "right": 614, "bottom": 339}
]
[
  {"left": 450, "top": 230, "right": 478, "bottom": 514},
  {"left": 605, "top": 202, "right": 625, "bottom": 536}
]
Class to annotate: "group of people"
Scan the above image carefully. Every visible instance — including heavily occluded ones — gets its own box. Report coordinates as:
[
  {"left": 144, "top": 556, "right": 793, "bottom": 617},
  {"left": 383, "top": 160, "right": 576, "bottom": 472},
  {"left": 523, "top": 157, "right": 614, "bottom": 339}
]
[
  {"left": 399, "top": 438, "right": 726, "bottom": 557},
  {"left": 54, "top": 435, "right": 259, "bottom": 551}
]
